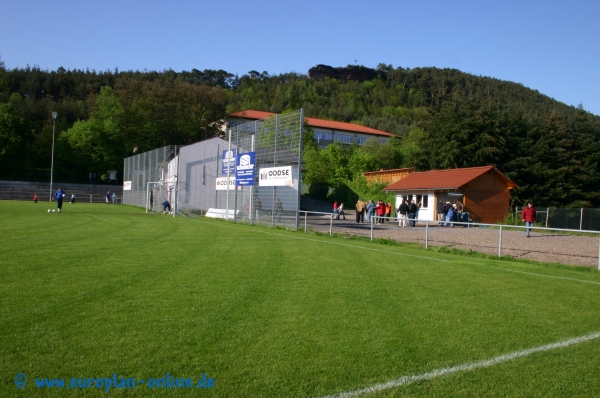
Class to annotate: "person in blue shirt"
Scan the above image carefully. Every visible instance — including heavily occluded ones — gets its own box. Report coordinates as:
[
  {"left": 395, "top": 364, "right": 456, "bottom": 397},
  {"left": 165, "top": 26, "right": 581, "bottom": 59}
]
[{"left": 53, "top": 187, "right": 66, "bottom": 212}]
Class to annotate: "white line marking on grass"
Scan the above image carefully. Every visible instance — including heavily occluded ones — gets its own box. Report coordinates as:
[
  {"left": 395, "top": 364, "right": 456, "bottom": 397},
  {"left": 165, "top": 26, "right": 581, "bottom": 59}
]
[
  {"left": 319, "top": 331, "right": 600, "bottom": 398},
  {"left": 501, "top": 269, "right": 600, "bottom": 286},
  {"left": 208, "top": 220, "right": 454, "bottom": 263}
]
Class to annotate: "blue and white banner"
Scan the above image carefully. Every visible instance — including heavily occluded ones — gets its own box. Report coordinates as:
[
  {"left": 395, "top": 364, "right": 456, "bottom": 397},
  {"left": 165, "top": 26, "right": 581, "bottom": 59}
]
[
  {"left": 235, "top": 152, "right": 255, "bottom": 186},
  {"left": 221, "top": 149, "right": 237, "bottom": 175}
]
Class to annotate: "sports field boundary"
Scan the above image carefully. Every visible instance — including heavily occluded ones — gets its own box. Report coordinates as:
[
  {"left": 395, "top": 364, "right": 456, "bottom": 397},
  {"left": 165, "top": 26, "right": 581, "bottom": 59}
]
[{"left": 319, "top": 331, "right": 600, "bottom": 398}]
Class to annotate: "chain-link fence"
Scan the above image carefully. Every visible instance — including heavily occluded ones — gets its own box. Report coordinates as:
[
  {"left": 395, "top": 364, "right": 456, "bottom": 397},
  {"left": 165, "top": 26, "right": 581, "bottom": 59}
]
[
  {"left": 122, "top": 145, "right": 179, "bottom": 210},
  {"left": 177, "top": 110, "right": 304, "bottom": 229},
  {"left": 516, "top": 207, "right": 600, "bottom": 232}
]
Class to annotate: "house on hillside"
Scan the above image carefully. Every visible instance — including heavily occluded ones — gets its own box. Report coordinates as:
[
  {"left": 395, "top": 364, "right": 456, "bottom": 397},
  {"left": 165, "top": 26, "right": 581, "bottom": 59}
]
[
  {"left": 226, "top": 110, "right": 395, "bottom": 148},
  {"left": 383, "top": 166, "right": 517, "bottom": 224},
  {"left": 363, "top": 168, "right": 414, "bottom": 185}
]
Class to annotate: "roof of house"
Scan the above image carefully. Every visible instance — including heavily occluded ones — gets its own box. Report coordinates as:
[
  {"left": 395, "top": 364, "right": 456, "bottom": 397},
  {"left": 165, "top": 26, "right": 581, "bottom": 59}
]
[
  {"left": 383, "top": 166, "right": 517, "bottom": 191},
  {"left": 363, "top": 167, "right": 414, "bottom": 176},
  {"left": 229, "top": 110, "right": 395, "bottom": 137}
]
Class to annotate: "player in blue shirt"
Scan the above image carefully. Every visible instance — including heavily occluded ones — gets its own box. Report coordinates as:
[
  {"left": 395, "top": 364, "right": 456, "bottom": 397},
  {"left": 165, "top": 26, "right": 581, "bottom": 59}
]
[{"left": 53, "top": 187, "right": 66, "bottom": 212}]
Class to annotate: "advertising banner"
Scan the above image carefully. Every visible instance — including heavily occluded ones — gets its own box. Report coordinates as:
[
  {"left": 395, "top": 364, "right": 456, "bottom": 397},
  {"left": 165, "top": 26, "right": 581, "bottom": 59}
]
[
  {"left": 235, "top": 152, "right": 255, "bottom": 186},
  {"left": 123, "top": 181, "right": 132, "bottom": 191},
  {"left": 221, "top": 148, "right": 237, "bottom": 175},
  {"left": 215, "top": 177, "right": 237, "bottom": 190},
  {"left": 258, "top": 166, "right": 293, "bottom": 186}
]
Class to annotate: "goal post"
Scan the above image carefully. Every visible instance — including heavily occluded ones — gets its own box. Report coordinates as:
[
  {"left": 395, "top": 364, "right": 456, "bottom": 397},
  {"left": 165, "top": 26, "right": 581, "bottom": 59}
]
[{"left": 146, "top": 181, "right": 177, "bottom": 215}]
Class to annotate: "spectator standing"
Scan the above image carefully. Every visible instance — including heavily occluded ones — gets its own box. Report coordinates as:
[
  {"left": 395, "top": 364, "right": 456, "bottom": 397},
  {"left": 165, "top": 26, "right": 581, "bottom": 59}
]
[
  {"left": 338, "top": 203, "right": 346, "bottom": 220},
  {"left": 70, "top": 193, "right": 76, "bottom": 204},
  {"left": 409, "top": 200, "right": 418, "bottom": 227},
  {"left": 398, "top": 199, "right": 408, "bottom": 227},
  {"left": 333, "top": 201, "right": 339, "bottom": 218},
  {"left": 455, "top": 199, "right": 463, "bottom": 215},
  {"left": 355, "top": 199, "right": 365, "bottom": 223},
  {"left": 112, "top": 192, "right": 117, "bottom": 204},
  {"left": 376, "top": 200, "right": 385, "bottom": 224},
  {"left": 521, "top": 202, "right": 537, "bottom": 238},
  {"left": 33, "top": 193, "right": 38, "bottom": 203},
  {"left": 106, "top": 191, "right": 111, "bottom": 204},
  {"left": 366, "top": 200, "right": 375, "bottom": 223},
  {"left": 385, "top": 202, "right": 392, "bottom": 222},
  {"left": 437, "top": 201, "right": 445, "bottom": 225}
]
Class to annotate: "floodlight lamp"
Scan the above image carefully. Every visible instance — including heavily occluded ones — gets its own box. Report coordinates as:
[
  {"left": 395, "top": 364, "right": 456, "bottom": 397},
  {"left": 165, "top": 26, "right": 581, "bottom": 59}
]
[{"left": 52, "top": 112, "right": 58, "bottom": 120}]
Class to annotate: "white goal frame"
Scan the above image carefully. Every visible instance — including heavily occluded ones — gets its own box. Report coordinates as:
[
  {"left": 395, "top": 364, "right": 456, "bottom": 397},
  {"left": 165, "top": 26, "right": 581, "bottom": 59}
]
[{"left": 146, "top": 181, "right": 178, "bottom": 217}]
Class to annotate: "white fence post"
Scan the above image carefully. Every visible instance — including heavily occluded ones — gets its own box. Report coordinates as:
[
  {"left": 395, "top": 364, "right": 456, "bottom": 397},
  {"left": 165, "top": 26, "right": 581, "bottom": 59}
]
[
  {"left": 498, "top": 225, "right": 503, "bottom": 257},
  {"left": 425, "top": 220, "right": 429, "bottom": 249},
  {"left": 329, "top": 214, "right": 333, "bottom": 236}
]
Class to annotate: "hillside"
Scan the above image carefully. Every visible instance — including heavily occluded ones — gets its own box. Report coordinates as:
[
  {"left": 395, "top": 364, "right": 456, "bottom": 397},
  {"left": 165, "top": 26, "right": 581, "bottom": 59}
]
[{"left": 1, "top": 62, "right": 600, "bottom": 207}]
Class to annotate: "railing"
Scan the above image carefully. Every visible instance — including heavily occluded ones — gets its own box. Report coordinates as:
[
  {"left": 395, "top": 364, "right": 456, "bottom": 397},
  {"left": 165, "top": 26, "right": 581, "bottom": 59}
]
[
  {"left": 515, "top": 207, "right": 600, "bottom": 231},
  {"left": 298, "top": 212, "right": 600, "bottom": 270}
]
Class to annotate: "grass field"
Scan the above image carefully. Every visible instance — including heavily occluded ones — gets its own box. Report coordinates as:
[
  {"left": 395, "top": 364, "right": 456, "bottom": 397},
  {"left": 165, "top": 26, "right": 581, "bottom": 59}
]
[{"left": 2, "top": 200, "right": 600, "bottom": 397}]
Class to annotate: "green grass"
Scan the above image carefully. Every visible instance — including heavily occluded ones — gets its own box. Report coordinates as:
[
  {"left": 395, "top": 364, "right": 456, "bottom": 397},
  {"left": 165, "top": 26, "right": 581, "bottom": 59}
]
[{"left": 2, "top": 201, "right": 600, "bottom": 397}]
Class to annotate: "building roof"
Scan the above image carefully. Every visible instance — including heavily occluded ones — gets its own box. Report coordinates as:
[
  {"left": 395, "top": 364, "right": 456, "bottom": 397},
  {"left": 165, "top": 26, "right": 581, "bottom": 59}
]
[
  {"left": 383, "top": 166, "right": 517, "bottom": 191},
  {"left": 362, "top": 167, "right": 414, "bottom": 176},
  {"left": 229, "top": 110, "right": 395, "bottom": 137}
]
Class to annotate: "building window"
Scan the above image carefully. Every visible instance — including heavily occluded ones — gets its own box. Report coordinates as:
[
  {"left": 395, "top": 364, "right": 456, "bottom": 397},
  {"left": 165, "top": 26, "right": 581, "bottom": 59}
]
[
  {"left": 314, "top": 131, "right": 332, "bottom": 141},
  {"left": 334, "top": 133, "right": 352, "bottom": 143},
  {"left": 417, "top": 195, "right": 428, "bottom": 209},
  {"left": 355, "top": 136, "right": 367, "bottom": 145}
]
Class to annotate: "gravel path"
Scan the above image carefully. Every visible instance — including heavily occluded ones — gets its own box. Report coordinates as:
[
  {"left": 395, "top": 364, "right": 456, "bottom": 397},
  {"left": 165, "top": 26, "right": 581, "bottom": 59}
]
[{"left": 304, "top": 217, "right": 599, "bottom": 267}]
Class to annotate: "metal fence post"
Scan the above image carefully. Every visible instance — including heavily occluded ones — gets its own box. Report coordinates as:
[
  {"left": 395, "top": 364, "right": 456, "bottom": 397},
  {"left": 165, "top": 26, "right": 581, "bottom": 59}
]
[
  {"left": 370, "top": 218, "right": 374, "bottom": 241},
  {"left": 580, "top": 208, "right": 584, "bottom": 231},
  {"left": 425, "top": 220, "right": 429, "bottom": 249},
  {"left": 498, "top": 225, "right": 503, "bottom": 257},
  {"left": 304, "top": 212, "right": 307, "bottom": 233},
  {"left": 329, "top": 214, "right": 333, "bottom": 236},
  {"left": 546, "top": 207, "right": 549, "bottom": 228},
  {"left": 90, "top": 194, "right": 92, "bottom": 204}
]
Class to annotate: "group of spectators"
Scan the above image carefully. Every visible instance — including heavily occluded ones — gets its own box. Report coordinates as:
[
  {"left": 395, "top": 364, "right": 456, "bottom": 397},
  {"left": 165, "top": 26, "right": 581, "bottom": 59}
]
[
  {"left": 333, "top": 198, "right": 466, "bottom": 228},
  {"left": 351, "top": 199, "right": 407, "bottom": 225},
  {"left": 396, "top": 199, "right": 420, "bottom": 227},
  {"left": 436, "top": 200, "right": 465, "bottom": 227}
]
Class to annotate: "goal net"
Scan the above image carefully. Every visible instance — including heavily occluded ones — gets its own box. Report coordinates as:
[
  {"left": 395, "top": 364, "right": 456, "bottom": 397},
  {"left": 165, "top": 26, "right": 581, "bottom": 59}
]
[{"left": 147, "top": 181, "right": 176, "bottom": 214}]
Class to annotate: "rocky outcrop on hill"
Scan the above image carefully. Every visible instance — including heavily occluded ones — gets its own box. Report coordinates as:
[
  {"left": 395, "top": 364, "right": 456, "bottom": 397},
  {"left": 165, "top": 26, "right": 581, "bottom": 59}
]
[{"left": 308, "top": 64, "right": 384, "bottom": 82}]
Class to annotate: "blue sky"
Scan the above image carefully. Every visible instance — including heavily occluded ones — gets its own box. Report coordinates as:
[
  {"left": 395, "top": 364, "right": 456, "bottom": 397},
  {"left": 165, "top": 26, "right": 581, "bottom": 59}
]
[{"left": 2, "top": 0, "right": 599, "bottom": 116}]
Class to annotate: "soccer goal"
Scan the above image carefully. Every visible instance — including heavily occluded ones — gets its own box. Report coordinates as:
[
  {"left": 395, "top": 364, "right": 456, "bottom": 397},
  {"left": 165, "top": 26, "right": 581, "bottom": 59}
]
[{"left": 146, "top": 181, "right": 177, "bottom": 215}]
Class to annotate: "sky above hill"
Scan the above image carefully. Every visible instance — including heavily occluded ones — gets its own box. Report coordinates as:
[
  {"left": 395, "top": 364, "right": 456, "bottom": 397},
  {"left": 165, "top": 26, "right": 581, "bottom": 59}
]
[{"left": 2, "top": 0, "right": 599, "bottom": 116}]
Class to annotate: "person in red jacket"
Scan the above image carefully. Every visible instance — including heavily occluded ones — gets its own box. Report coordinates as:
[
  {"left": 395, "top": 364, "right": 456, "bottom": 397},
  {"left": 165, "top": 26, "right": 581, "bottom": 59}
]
[
  {"left": 376, "top": 200, "right": 386, "bottom": 224},
  {"left": 521, "top": 202, "right": 537, "bottom": 238}
]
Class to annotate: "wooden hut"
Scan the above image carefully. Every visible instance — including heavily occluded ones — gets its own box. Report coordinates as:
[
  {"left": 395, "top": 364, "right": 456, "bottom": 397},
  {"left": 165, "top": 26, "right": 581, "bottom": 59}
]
[{"left": 383, "top": 166, "right": 517, "bottom": 223}]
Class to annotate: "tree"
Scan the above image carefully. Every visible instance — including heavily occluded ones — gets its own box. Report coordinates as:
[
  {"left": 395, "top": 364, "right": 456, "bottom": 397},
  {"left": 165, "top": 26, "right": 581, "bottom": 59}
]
[
  {"left": 0, "top": 102, "right": 28, "bottom": 169},
  {"left": 60, "top": 86, "right": 126, "bottom": 172}
]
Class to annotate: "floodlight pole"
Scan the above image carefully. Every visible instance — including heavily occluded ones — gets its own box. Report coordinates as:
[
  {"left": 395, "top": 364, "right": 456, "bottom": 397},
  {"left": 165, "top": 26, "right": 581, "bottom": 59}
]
[{"left": 49, "top": 112, "right": 58, "bottom": 201}]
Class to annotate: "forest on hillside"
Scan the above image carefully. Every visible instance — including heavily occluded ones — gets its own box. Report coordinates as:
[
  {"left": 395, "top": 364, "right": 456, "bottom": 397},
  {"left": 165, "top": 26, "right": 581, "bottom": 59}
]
[{"left": 1, "top": 59, "right": 600, "bottom": 208}]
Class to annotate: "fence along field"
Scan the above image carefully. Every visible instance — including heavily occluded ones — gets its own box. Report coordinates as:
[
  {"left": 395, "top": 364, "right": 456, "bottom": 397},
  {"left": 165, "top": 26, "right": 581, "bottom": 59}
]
[{"left": 2, "top": 201, "right": 600, "bottom": 397}]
